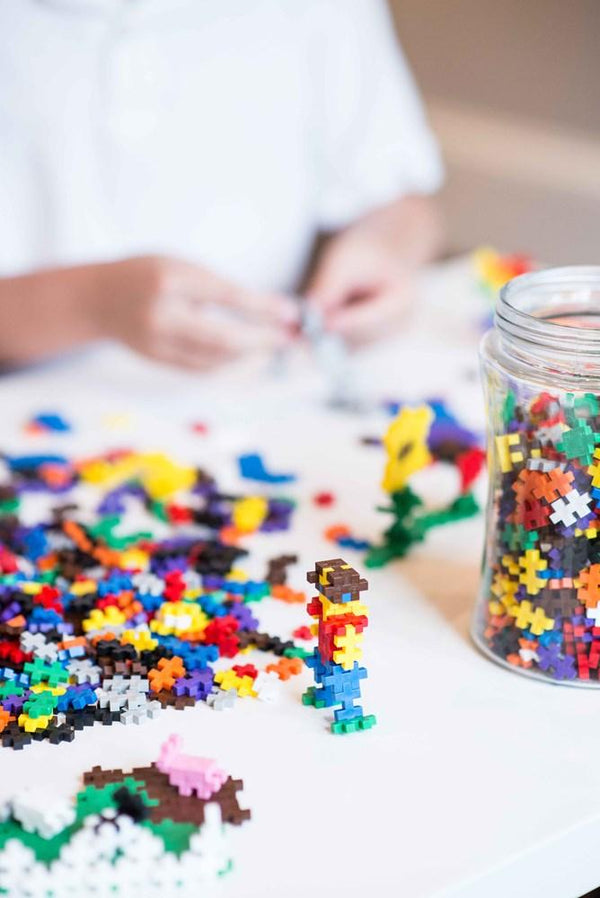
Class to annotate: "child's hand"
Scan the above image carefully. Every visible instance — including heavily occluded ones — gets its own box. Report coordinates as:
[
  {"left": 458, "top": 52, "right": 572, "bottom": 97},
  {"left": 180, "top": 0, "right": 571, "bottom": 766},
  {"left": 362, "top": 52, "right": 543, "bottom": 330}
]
[
  {"left": 100, "top": 256, "right": 298, "bottom": 371},
  {"left": 0, "top": 256, "right": 298, "bottom": 370},
  {"left": 306, "top": 233, "right": 415, "bottom": 346},
  {"left": 306, "top": 195, "right": 441, "bottom": 346}
]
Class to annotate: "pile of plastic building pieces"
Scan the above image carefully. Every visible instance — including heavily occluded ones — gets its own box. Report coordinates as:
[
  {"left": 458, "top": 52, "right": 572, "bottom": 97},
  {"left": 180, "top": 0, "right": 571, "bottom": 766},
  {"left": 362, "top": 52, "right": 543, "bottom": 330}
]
[
  {"left": 363, "top": 401, "right": 485, "bottom": 568},
  {"left": 480, "top": 389, "right": 600, "bottom": 683},
  {"left": 0, "top": 735, "right": 250, "bottom": 895},
  {"left": 303, "top": 558, "right": 376, "bottom": 734},
  {"left": 0, "top": 449, "right": 310, "bottom": 751}
]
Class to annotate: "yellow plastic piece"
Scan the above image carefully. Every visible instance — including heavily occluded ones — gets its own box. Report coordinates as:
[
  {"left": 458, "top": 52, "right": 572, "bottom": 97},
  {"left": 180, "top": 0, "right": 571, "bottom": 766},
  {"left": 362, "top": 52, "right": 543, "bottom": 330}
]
[
  {"left": 69, "top": 580, "right": 97, "bottom": 596},
  {"left": 119, "top": 548, "right": 149, "bottom": 571},
  {"left": 501, "top": 554, "right": 520, "bottom": 577},
  {"left": 18, "top": 713, "right": 51, "bottom": 733},
  {"left": 495, "top": 433, "right": 525, "bottom": 474},
  {"left": 310, "top": 595, "right": 369, "bottom": 622},
  {"left": 518, "top": 549, "right": 548, "bottom": 597},
  {"left": 150, "top": 600, "right": 207, "bottom": 636},
  {"left": 333, "top": 624, "right": 364, "bottom": 670},
  {"left": 232, "top": 496, "right": 268, "bottom": 533},
  {"left": 589, "top": 448, "right": 600, "bottom": 488},
  {"left": 214, "top": 669, "right": 256, "bottom": 697},
  {"left": 29, "top": 684, "right": 66, "bottom": 697},
  {"left": 20, "top": 582, "right": 42, "bottom": 596},
  {"left": 473, "top": 246, "right": 518, "bottom": 295},
  {"left": 382, "top": 406, "right": 433, "bottom": 493},
  {"left": 82, "top": 606, "right": 126, "bottom": 633},
  {"left": 528, "top": 606, "right": 554, "bottom": 637},
  {"left": 121, "top": 627, "right": 157, "bottom": 652},
  {"left": 102, "top": 412, "right": 133, "bottom": 431},
  {"left": 79, "top": 452, "right": 196, "bottom": 501},
  {"left": 490, "top": 573, "right": 519, "bottom": 612},
  {"left": 510, "top": 599, "right": 534, "bottom": 630},
  {"left": 183, "top": 586, "right": 202, "bottom": 600}
]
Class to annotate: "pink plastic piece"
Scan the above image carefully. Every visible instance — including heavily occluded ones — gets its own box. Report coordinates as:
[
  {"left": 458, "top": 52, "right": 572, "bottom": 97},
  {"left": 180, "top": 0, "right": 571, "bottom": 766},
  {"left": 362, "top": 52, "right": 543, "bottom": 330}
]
[{"left": 156, "top": 734, "right": 228, "bottom": 799}]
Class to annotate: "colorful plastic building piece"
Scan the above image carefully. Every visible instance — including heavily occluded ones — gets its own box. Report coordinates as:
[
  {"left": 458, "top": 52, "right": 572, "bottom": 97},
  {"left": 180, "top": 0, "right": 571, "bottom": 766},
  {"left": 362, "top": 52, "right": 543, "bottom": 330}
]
[{"left": 303, "top": 559, "right": 376, "bottom": 734}]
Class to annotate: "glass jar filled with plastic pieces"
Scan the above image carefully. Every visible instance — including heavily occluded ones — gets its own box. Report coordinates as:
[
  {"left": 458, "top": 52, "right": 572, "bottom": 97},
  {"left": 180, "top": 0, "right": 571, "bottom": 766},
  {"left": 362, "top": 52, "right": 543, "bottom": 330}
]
[{"left": 474, "top": 266, "right": 600, "bottom": 686}]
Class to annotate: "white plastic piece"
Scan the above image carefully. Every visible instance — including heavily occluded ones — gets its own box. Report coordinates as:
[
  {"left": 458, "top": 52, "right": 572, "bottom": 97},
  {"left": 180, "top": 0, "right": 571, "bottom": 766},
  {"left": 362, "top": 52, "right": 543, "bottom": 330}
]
[
  {"left": 253, "top": 670, "right": 282, "bottom": 704},
  {"left": 11, "top": 788, "right": 75, "bottom": 839}
]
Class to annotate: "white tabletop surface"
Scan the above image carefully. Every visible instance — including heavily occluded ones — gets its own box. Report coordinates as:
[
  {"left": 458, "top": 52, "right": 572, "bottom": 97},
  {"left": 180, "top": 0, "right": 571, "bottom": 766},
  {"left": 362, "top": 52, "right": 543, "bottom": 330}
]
[{"left": 1, "top": 259, "right": 599, "bottom": 898}]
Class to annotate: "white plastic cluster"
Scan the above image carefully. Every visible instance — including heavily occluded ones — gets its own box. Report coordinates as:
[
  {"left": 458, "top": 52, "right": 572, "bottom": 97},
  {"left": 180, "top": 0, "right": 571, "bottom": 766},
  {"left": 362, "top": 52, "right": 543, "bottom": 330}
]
[
  {"left": 8, "top": 788, "right": 76, "bottom": 839},
  {"left": 19, "top": 633, "right": 59, "bottom": 664},
  {"left": 0, "top": 805, "right": 231, "bottom": 897},
  {"left": 94, "top": 675, "right": 160, "bottom": 724},
  {"left": 253, "top": 670, "right": 281, "bottom": 704},
  {"left": 66, "top": 659, "right": 102, "bottom": 685}
]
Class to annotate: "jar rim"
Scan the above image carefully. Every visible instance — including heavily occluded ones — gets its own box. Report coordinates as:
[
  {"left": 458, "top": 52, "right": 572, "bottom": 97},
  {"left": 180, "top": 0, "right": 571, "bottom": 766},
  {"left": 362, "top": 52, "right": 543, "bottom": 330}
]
[{"left": 497, "top": 265, "right": 600, "bottom": 356}]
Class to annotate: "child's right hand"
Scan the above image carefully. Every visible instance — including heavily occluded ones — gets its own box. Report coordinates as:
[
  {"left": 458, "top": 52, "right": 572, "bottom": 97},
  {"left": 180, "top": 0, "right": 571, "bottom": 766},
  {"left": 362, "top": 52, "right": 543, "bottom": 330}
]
[
  {"left": 0, "top": 256, "right": 298, "bottom": 370},
  {"left": 98, "top": 256, "right": 298, "bottom": 371}
]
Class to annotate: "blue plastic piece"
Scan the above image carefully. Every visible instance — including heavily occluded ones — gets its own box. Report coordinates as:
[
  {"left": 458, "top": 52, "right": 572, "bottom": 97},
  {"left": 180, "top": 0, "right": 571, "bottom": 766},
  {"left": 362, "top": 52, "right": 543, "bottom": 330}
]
[
  {"left": 32, "top": 413, "right": 71, "bottom": 433},
  {"left": 7, "top": 454, "right": 67, "bottom": 471},
  {"left": 238, "top": 453, "right": 296, "bottom": 484}
]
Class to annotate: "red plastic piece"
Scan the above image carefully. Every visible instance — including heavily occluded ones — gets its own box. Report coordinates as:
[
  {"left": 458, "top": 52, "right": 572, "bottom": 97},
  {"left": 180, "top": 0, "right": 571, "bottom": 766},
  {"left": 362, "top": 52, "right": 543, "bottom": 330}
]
[
  {"left": 203, "top": 616, "right": 240, "bottom": 658},
  {"left": 313, "top": 492, "right": 335, "bottom": 507},
  {"left": 232, "top": 663, "right": 258, "bottom": 680},
  {"left": 456, "top": 447, "right": 486, "bottom": 493}
]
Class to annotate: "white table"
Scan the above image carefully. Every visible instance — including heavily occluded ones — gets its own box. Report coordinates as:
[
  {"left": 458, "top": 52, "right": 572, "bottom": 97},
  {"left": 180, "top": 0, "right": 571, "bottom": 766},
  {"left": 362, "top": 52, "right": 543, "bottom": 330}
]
[{"left": 1, "top": 260, "right": 599, "bottom": 898}]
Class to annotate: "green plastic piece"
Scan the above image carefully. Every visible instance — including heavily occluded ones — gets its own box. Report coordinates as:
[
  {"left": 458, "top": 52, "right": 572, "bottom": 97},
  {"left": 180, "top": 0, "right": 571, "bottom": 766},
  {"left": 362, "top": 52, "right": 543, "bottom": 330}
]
[
  {"left": 0, "top": 816, "right": 78, "bottom": 864},
  {"left": 501, "top": 524, "right": 538, "bottom": 552},
  {"left": 301, "top": 687, "right": 326, "bottom": 709},
  {"left": 331, "top": 714, "right": 377, "bottom": 735},
  {"left": 150, "top": 500, "right": 169, "bottom": 523},
  {"left": 301, "top": 687, "right": 316, "bottom": 706},
  {"left": 75, "top": 778, "right": 158, "bottom": 822},
  {"left": 283, "top": 646, "right": 311, "bottom": 660},
  {"left": 575, "top": 392, "right": 600, "bottom": 418},
  {"left": 502, "top": 390, "right": 516, "bottom": 427},
  {"left": 23, "top": 690, "right": 57, "bottom": 718},
  {"left": 143, "top": 819, "right": 198, "bottom": 857},
  {"left": 367, "top": 487, "right": 480, "bottom": 568},
  {"left": 243, "top": 583, "right": 270, "bottom": 603},
  {"left": 24, "top": 659, "right": 68, "bottom": 688},
  {"left": 0, "top": 498, "right": 19, "bottom": 514},
  {"left": 557, "top": 419, "right": 599, "bottom": 466},
  {"left": 88, "top": 515, "right": 153, "bottom": 550},
  {"left": 0, "top": 682, "right": 24, "bottom": 699}
]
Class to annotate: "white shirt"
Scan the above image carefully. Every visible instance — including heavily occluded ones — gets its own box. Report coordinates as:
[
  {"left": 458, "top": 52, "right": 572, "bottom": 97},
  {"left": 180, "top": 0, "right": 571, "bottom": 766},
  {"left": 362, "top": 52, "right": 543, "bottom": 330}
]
[{"left": 0, "top": 0, "right": 443, "bottom": 291}]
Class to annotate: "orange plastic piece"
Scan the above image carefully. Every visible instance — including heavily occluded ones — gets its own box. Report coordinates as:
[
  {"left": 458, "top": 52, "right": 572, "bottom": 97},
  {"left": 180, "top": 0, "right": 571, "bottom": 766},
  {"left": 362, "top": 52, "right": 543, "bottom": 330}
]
[
  {"left": 37, "top": 553, "right": 58, "bottom": 572},
  {"left": 5, "top": 615, "right": 25, "bottom": 630},
  {"left": 40, "top": 463, "right": 72, "bottom": 489},
  {"left": 63, "top": 520, "right": 93, "bottom": 553},
  {"left": 219, "top": 526, "right": 242, "bottom": 546},
  {"left": 324, "top": 524, "right": 351, "bottom": 542},
  {"left": 265, "top": 657, "right": 303, "bottom": 681},
  {"left": 148, "top": 655, "right": 186, "bottom": 693},
  {"left": 57, "top": 636, "right": 87, "bottom": 651},
  {"left": 271, "top": 585, "right": 306, "bottom": 604}
]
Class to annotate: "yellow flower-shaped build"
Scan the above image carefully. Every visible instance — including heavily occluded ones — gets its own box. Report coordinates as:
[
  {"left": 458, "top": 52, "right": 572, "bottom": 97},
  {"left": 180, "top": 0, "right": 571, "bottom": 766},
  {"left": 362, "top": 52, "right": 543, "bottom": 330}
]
[{"left": 381, "top": 405, "right": 433, "bottom": 494}]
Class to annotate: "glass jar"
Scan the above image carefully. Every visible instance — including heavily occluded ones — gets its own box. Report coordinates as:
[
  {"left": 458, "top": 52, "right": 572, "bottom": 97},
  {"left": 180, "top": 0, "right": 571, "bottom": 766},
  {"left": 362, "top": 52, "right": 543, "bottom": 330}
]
[{"left": 474, "top": 266, "right": 600, "bottom": 686}]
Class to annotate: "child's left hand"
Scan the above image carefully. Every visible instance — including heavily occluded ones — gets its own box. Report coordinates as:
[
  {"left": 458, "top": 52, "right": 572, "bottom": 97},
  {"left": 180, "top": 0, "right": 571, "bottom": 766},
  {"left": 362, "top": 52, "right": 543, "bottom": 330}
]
[{"left": 305, "top": 195, "right": 441, "bottom": 345}]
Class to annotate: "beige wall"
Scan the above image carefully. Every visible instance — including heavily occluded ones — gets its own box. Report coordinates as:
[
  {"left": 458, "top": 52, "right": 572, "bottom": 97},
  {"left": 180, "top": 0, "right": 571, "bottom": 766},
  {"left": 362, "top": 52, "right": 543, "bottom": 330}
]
[{"left": 389, "top": 0, "right": 600, "bottom": 262}]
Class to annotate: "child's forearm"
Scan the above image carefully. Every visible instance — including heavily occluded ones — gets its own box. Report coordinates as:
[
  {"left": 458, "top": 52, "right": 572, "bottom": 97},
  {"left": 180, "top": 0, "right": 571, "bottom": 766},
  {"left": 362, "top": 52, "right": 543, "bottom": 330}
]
[
  {"left": 342, "top": 194, "right": 444, "bottom": 269},
  {"left": 0, "top": 266, "right": 103, "bottom": 364}
]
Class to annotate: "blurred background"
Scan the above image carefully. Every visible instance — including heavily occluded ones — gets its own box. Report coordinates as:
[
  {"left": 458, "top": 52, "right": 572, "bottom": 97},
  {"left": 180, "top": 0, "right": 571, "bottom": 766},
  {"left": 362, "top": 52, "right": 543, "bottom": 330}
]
[{"left": 391, "top": 0, "right": 600, "bottom": 263}]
